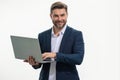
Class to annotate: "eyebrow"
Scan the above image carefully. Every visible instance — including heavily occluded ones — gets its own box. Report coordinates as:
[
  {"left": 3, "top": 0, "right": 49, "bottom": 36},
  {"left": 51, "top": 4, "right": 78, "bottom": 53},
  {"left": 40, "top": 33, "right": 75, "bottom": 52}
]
[{"left": 54, "top": 13, "right": 65, "bottom": 16}]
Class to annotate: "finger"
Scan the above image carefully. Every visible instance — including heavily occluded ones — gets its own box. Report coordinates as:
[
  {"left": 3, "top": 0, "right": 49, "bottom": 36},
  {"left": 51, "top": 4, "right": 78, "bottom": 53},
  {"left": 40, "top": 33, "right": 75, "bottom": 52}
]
[
  {"left": 29, "top": 56, "right": 33, "bottom": 60},
  {"left": 43, "top": 55, "right": 49, "bottom": 60},
  {"left": 29, "top": 60, "right": 35, "bottom": 65},
  {"left": 42, "top": 53, "right": 46, "bottom": 59},
  {"left": 28, "top": 56, "right": 35, "bottom": 65},
  {"left": 24, "top": 59, "right": 28, "bottom": 62}
]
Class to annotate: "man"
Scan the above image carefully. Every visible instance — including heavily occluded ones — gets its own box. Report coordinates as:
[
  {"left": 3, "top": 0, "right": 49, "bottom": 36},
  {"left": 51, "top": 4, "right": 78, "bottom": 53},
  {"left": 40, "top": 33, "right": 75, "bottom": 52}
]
[{"left": 25, "top": 1, "right": 84, "bottom": 80}]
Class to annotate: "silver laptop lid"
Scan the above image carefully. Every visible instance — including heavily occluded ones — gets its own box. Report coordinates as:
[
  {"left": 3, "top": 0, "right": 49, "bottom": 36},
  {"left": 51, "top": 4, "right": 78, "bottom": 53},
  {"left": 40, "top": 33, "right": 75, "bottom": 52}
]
[{"left": 10, "top": 35, "right": 43, "bottom": 62}]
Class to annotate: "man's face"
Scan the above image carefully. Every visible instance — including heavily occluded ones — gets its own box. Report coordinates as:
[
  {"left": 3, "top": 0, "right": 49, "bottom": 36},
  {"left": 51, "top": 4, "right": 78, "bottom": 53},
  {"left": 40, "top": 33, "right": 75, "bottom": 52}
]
[{"left": 50, "top": 8, "right": 68, "bottom": 29}]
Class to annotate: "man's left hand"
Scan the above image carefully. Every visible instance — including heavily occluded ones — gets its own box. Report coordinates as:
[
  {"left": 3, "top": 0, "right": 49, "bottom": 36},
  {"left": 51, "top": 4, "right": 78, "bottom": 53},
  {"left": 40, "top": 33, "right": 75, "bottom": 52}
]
[{"left": 42, "top": 52, "right": 56, "bottom": 60}]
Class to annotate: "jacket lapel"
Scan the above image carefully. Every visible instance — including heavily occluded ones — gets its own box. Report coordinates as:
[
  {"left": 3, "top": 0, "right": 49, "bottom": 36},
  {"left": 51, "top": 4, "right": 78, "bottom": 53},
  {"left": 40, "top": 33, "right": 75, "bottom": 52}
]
[
  {"left": 46, "top": 29, "right": 52, "bottom": 52},
  {"left": 59, "top": 26, "right": 71, "bottom": 52}
]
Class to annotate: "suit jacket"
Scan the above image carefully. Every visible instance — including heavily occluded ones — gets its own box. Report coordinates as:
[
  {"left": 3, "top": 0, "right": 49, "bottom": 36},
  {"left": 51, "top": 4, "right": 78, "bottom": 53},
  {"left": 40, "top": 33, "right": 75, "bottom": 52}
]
[{"left": 33, "top": 26, "right": 84, "bottom": 80}]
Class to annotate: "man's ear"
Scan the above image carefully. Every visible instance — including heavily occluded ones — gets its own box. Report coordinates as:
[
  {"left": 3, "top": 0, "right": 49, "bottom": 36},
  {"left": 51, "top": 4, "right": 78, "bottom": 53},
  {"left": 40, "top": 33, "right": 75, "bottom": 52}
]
[{"left": 50, "top": 14, "right": 52, "bottom": 19}]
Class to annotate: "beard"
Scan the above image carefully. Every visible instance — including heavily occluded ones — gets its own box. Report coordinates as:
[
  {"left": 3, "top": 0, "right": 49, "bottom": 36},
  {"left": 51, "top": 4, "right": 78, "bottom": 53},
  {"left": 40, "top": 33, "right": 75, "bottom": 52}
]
[{"left": 53, "top": 20, "right": 67, "bottom": 29}]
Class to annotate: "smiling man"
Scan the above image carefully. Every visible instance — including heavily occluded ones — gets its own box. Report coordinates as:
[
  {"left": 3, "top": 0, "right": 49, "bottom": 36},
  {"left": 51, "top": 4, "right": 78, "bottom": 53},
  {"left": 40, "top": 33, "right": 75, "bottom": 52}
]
[{"left": 25, "top": 1, "right": 84, "bottom": 80}]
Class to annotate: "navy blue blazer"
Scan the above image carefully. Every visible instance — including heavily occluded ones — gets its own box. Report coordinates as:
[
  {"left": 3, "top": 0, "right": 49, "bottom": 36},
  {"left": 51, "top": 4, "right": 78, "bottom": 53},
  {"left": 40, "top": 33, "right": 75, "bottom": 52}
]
[{"left": 33, "top": 26, "right": 84, "bottom": 80}]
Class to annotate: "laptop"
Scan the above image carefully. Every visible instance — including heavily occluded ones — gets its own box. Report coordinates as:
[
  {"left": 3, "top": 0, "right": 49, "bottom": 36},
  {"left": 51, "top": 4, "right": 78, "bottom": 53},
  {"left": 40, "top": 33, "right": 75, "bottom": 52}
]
[{"left": 10, "top": 35, "right": 52, "bottom": 63}]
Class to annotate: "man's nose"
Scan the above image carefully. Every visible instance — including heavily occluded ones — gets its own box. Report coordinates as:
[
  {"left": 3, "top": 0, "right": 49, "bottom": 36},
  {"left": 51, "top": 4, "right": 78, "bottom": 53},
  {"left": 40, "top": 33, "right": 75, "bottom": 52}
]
[{"left": 58, "top": 16, "right": 62, "bottom": 21}]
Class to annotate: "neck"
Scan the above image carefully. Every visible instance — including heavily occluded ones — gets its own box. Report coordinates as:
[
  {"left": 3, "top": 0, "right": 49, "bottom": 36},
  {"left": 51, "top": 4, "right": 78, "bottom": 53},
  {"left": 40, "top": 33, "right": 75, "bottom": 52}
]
[{"left": 53, "top": 26, "right": 63, "bottom": 36}]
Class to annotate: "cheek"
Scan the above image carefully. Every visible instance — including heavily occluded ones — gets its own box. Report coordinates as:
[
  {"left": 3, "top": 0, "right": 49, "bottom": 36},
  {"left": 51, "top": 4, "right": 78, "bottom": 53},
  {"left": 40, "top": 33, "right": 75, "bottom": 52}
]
[
  {"left": 54, "top": 18, "right": 59, "bottom": 21},
  {"left": 51, "top": 17, "right": 58, "bottom": 21},
  {"left": 62, "top": 18, "right": 67, "bottom": 22}
]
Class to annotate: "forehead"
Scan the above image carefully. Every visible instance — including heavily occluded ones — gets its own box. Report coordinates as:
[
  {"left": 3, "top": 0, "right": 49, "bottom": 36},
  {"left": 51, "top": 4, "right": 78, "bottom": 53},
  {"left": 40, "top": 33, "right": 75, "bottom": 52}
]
[{"left": 51, "top": 9, "right": 67, "bottom": 15}]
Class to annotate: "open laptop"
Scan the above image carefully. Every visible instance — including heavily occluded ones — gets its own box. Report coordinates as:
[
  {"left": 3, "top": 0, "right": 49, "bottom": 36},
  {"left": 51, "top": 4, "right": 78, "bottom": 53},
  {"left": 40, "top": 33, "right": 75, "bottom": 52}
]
[{"left": 10, "top": 35, "right": 52, "bottom": 63}]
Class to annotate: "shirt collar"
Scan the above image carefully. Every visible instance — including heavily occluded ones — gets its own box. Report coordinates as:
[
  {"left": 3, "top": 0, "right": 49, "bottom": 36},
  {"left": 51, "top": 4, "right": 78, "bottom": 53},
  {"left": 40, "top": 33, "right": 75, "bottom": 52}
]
[{"left": 51, "top": 24, "right": 67, "bottom": 36}]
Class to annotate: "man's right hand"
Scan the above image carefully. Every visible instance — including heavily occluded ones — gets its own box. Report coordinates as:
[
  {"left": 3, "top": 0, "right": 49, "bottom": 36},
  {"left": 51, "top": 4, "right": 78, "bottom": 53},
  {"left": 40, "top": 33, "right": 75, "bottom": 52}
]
[{"left": 24, "top": 56, "right": 39, "bottom": 66}]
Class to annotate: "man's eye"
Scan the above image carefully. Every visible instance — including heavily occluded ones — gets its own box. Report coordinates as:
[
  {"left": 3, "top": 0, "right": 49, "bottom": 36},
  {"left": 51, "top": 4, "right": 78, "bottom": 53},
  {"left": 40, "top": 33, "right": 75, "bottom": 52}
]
[
  {"left": 61, "top": 14, "right": 65, "bottom": 16},
  {"left": 54, "top": 15, "right": 58, "bottom": 17}
]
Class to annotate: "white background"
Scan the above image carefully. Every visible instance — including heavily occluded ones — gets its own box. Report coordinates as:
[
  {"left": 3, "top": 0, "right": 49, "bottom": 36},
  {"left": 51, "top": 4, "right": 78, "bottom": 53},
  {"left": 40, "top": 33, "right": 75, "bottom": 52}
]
[{"left": 0, "top": 0, "right": 120, "bottom": 80}]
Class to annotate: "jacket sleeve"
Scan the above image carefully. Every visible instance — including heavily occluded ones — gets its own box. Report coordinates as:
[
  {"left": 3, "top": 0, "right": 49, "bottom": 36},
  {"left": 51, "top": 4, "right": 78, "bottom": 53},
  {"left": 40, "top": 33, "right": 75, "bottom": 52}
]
[
  {"left": 32, "top": 63, "right": 42, "bottom": 69},
  {"left": 56, "top": 31, "right": 84, "bottom": 65}
]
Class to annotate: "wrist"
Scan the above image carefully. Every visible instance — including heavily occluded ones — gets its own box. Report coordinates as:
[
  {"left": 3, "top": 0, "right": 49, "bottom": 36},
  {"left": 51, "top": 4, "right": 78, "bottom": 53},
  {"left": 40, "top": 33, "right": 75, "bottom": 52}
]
[{"left": 53, "top": 52, "right": 56, "bottom": 58}]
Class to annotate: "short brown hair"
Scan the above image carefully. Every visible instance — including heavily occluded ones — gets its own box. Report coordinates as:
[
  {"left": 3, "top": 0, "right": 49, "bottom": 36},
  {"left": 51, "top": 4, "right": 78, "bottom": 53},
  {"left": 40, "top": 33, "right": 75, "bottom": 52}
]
[{"left": 50, "top": 1, "right": 68, "bottom": 13}]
